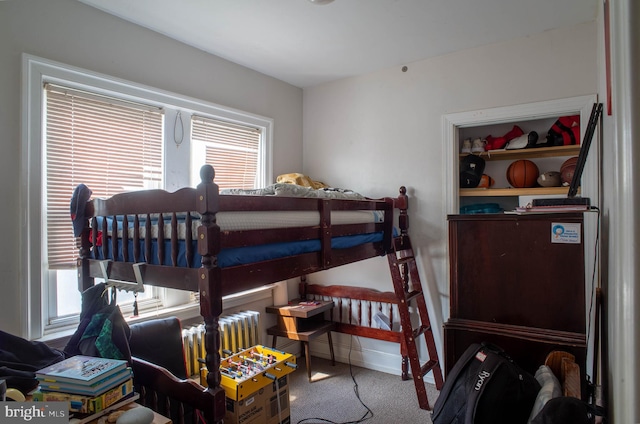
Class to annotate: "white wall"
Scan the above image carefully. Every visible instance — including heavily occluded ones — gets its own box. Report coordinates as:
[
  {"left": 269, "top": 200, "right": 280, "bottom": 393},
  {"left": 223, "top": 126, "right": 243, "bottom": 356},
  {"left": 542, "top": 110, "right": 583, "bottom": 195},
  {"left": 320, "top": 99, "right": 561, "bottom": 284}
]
[
  {"left": 302, "top": 22, "right": 598, "bottom": 372},
  {"left": 603, "top": 0, "right": 640, "bottom": 422},
  {"left": 0, "top": 0, "right": 303, "bottom": 337}
]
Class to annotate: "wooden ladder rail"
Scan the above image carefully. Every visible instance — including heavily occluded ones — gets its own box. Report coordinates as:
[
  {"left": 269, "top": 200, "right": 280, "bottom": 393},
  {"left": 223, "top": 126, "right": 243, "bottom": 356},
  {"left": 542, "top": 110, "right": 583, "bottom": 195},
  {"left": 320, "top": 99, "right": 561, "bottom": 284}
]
[{"left": 387, "top": 233, "right": 444, "bottom": 410}]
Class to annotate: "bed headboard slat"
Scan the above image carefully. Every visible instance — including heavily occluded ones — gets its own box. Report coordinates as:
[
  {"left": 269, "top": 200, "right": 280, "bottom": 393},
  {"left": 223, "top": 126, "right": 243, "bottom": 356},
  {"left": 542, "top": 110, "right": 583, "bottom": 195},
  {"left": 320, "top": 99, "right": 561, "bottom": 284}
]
[
  {"left": 122, "top": 215, "right": 129, "bottom": 262},
  {"left": 133, "top": 215, "right": 141, "bottom": 262},
  {"left": 157, "top": 213, "right": 165, "bottom": 265},
  {"left": 171, "top": 213, "right": 178, "bottom": 267},
  {"left": 145, "top": 214, "right": 152, "bottom": 263},
  {"left": 185, "top": 214, "right": 193, "bottom": 267}
]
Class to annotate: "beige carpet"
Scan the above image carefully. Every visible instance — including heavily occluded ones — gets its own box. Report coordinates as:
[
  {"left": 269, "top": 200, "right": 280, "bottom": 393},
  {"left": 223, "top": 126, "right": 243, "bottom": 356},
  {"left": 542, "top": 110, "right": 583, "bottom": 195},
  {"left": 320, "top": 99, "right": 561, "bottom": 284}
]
[{"left": 287, "top": 355, "right": 440, "bottom": 424}]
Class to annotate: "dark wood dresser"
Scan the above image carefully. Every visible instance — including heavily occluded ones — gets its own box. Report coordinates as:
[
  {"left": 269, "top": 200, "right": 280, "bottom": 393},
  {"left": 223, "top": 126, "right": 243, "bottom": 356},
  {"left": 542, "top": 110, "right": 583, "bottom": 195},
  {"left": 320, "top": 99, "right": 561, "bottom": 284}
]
[{"left": 445, "top": 213, "right": 588, "bottom": 395}]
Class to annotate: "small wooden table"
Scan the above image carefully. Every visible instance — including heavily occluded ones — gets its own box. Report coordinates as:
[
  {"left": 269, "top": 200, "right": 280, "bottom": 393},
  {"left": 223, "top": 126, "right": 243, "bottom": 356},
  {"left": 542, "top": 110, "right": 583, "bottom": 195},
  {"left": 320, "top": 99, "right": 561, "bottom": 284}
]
[{"left": 266, "top": 299, "right": 336, "bottom": 381}]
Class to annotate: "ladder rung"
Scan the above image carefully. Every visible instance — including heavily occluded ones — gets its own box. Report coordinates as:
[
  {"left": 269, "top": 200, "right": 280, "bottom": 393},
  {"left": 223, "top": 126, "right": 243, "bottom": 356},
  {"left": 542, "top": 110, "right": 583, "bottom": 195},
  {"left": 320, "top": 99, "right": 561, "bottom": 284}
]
[
  {"left": 420, "top": 359, "right": 440, "bottom": 378},
  {"left": 405, "top": 290, "right": 423, "bottom": 303},
  {"left": 413, "top": 324, "right": 431, "bottom": 339},
  {"left": 394, "top": 256, "right": 414, "bottom": 265}
]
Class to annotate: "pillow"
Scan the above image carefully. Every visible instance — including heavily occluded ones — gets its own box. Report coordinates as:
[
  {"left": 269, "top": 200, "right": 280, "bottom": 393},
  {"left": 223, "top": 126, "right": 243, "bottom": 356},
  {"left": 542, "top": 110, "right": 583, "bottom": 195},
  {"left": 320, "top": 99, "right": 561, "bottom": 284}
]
[
  {"left": 222, "top": 183, "right": 366, "bottom": 199},
  {"left": 527, "top": 365, "right": 562, "bottom": 423}
]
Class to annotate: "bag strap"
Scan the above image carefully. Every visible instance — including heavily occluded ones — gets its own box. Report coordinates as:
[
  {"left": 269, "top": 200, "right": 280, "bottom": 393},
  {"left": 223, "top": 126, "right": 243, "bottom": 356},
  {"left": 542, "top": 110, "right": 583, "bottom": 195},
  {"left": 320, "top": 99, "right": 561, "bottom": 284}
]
[
  {"left": 464, "top": 347, "right": 505, "bottom": 424},
  {"left": 587, "top": 403, "right": 607, "bottom": 421},
  {"left": 431, "top": 343, "right": 482, "bottom": 420}
]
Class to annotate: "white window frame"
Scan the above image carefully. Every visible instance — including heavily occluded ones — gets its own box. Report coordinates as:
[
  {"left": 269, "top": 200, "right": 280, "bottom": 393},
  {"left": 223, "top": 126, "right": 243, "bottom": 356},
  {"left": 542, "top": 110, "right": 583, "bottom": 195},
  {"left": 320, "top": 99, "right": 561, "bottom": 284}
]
[{"left": 21, "top": 54, "right": 274, "bottom": 340}]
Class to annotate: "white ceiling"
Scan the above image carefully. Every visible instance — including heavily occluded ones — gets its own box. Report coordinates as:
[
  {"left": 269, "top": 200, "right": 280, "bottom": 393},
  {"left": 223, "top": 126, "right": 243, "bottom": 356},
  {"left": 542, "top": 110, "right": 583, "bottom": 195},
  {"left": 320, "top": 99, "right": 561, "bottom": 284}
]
[{"left": 78, "top": 0, "right": 598, "bottom": 88}]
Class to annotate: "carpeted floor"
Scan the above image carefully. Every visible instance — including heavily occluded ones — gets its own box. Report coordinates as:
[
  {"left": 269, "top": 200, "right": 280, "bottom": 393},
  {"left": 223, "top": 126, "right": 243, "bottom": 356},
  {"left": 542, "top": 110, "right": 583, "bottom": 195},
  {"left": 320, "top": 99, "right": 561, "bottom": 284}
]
[{"left": 287, "top": 356, "right": 440, "bottom": 424}]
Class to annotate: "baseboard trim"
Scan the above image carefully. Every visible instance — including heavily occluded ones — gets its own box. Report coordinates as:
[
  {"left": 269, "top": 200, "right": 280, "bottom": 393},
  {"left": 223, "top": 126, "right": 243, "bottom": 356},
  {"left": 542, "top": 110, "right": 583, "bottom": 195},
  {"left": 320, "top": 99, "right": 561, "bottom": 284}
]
[{"left": 276, "top": 335, "right": 437, "bottom": 386}]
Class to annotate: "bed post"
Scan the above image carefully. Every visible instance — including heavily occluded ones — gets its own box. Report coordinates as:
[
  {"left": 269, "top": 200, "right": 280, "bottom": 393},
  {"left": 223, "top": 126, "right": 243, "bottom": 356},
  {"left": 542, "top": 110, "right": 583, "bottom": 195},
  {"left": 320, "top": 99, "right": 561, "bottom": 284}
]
[
  {"left": 395, "top": 186, "right": 409, "bottom": 236},
  {"left": 77, "top": 203, "right": 95, "bottom": 292},
  {"left": 393, "top": 186, "right": 410, "bottom": 292},
  {"left": 195, "top": 164, "right": 226, "bottom": 424}
]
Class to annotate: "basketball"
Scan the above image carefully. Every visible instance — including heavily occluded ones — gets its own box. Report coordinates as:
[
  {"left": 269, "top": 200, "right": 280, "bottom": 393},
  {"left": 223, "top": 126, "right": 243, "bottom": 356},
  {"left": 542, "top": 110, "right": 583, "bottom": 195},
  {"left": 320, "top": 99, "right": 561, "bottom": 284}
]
[
  {"left": 561, "top": 164, "right": 576, "bottom": 185},
  {"left": 506, "top": 159, "right": 539, "bottom": 188},
  {"left": 560, "top": 156, "right": 578, "bottom": 173}
]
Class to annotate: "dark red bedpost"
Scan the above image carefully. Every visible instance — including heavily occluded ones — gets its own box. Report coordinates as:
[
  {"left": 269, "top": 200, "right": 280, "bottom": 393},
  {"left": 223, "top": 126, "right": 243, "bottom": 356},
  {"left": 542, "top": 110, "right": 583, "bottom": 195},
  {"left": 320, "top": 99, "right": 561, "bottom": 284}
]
[
  {"left": 396, "top": 186, "right": 409, "bottom": 236},
  {"left": 195, "top": 164, "right": 226, "bottom": 424},
  {"left": 77, "top": 202, "right": 94, "bottom": 292},
  {"left": 393, "top": 186, "right": 410, "bottom": 291}
]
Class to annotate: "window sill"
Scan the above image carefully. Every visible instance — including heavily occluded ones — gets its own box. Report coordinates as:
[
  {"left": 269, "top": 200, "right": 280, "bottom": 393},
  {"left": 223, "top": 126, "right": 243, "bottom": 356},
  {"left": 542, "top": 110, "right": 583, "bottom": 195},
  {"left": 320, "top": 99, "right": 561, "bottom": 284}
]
[{"left": 39, "top": 284, "right": 275, "bottom": 350}]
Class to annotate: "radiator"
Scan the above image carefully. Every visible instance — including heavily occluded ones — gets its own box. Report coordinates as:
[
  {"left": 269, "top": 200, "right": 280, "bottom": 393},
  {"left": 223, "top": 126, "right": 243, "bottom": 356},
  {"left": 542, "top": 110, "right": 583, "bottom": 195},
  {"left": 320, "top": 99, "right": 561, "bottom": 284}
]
[{"left": 182, "top": 310, "right": 261, "bottom": 377}]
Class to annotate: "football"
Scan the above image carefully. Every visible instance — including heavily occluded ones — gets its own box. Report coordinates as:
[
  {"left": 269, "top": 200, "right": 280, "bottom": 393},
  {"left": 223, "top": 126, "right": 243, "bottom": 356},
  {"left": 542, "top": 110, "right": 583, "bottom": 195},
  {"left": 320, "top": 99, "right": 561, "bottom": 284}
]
[
  {"left": 537, "top": 171, "right": 562, "bottom": 187},
  {"left": 477, "top": 174, "right": 495, "bottom": 189}
]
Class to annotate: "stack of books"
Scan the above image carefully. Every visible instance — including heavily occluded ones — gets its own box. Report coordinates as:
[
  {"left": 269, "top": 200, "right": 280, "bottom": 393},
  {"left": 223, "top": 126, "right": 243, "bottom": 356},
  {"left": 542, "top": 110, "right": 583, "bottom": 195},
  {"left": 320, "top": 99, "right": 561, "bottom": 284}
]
[{"left": 33, "top": 355, "right": 136, "bottom": 420}]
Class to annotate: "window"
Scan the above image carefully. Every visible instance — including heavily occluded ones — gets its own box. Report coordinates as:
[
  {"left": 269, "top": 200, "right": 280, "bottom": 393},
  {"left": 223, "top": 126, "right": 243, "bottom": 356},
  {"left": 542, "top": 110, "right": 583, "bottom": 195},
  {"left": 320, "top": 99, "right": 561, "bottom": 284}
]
[
  {"left": 23, "top": 55, "right": 273, "bottom": 339},
  {"left": 45, "top": 84, "right": 164, "bottom": 318},
  {"left": 191, "top": 116, "right": 261, "bottom": 190}
]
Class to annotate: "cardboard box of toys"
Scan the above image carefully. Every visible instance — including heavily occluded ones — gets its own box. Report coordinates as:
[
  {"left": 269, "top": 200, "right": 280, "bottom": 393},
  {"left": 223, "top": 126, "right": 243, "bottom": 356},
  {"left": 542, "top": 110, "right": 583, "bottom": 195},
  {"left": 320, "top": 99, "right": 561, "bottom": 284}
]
[{"left": 224, "top": 375, "right": 290, "bottom": 424}]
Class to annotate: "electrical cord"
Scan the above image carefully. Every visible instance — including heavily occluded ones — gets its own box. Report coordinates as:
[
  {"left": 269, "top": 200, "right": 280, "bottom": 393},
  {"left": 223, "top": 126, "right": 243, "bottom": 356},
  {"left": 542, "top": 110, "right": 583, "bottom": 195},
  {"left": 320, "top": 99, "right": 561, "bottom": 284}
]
[{"left": 296, "top": 336, "right": 374, "bottom": 424}]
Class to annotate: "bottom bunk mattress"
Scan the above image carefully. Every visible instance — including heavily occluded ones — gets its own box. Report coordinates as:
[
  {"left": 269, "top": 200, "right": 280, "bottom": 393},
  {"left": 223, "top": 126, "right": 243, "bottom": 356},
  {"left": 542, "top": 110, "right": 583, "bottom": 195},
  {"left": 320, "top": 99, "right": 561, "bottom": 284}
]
[{"left": 94, "top": 231, "right": 386, "bottom": 268}]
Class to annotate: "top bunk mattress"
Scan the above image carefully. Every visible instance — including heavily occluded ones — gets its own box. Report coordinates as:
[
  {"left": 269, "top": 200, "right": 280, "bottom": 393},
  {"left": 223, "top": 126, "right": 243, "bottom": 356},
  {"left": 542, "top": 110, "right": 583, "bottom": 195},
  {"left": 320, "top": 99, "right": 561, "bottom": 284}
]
[
  {"left": 92, "top": 210, "right": 387, "bottom": 268},
  {"left": 99, "top": 210, "right": 385, "bottom": 239}
]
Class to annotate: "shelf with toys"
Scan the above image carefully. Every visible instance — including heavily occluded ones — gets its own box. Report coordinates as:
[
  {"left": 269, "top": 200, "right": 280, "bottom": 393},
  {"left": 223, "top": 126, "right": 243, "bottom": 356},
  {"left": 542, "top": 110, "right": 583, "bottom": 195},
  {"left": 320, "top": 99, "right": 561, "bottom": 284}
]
[
  {"left": 444, "top": 95, "right": 599, "bottom": 215},
  {"left": 459, "top": 186, "right": 573, "bottom": 197},
  {"left": 458, "top": 145, "right": 581, "bottom": 198},
  {"left": 458, "top": 145, "right": 581, "bottom": 162},
  {"left": 458, "top": 121, "right": 581, "bottom": 210}
]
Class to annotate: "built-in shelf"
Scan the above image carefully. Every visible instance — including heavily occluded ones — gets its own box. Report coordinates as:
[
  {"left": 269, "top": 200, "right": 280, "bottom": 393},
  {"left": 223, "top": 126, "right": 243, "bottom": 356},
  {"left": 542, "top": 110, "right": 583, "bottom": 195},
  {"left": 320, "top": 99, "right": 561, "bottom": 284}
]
[
  {"left": 444, "top": 95, "right": 598, "bottom": 215},
  {"left": 460, "top": 186, "right": 572, "bottom": 197},
  {"left": 459, "top": 145, "right": 581, "bottom": 162}
]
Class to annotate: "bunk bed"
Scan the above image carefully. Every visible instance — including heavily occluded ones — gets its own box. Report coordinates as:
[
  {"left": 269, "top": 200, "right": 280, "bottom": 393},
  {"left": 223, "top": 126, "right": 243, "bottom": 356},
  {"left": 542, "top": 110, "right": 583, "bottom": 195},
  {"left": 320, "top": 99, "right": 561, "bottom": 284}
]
[{"left": 74, "top": 164, "right": 410, "bottom": 423}]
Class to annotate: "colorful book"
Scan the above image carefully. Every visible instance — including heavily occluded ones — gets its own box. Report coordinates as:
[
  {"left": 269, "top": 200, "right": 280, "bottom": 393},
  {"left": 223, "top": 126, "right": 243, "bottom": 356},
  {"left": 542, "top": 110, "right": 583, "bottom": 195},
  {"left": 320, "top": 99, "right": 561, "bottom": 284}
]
[
  {"left": 36, "top": 355, "right": 128, "bottom": 386},
  {"left": 32, "top": 378, "right": 134, "bottom": 413},
  {"left": 38, "top": 368, "right": 133, "bottom": 397},
  {"left": 68, "top": 393, "right": 140, "bottom": 424}
]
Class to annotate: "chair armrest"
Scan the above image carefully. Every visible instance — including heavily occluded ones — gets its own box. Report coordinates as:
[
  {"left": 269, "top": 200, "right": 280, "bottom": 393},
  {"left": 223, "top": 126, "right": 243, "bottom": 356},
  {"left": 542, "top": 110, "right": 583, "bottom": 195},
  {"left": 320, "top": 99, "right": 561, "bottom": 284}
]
[{"left": 131, "top": 356, "right": 224, "bottom": 422}]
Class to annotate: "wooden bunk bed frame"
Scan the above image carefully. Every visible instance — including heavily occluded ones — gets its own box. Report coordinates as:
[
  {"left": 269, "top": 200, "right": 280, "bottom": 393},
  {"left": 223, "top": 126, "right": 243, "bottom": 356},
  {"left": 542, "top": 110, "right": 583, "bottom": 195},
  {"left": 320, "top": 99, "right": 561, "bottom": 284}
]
[{"left": 75, "top": 165, "right": 413, "bottom": 423}]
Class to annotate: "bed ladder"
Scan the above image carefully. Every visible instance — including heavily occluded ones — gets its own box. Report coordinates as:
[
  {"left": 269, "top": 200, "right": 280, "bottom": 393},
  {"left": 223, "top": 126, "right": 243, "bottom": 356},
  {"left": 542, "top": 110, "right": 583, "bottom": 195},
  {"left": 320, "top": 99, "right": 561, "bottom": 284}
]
[{"left": 387, "top": 233, "right": 444, "bottom": 410}]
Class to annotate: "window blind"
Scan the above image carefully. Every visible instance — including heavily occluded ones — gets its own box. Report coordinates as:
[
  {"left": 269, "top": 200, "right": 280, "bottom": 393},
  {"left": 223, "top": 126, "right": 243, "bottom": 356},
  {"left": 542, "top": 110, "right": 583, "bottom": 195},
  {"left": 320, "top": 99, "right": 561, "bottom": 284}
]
[
  {"left": 45, "top": 83, "right": 164, "bottom": 269},
  {"left": 191, "top": 116, "right": 260, "bottom": 190}
]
